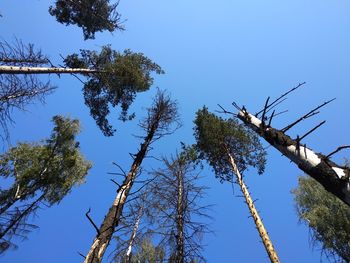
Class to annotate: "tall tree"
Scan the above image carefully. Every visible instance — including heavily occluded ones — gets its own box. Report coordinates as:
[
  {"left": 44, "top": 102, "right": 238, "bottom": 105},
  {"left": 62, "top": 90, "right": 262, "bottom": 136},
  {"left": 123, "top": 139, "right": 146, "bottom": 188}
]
[
  {"left": 235, "top": 92, "right": 350, "bottom": 207},
  {"left": 292, "top": 175, "right": 350, "bottom": 262},
  {"left": 84, "top": 90, "right": 180, "bottom": 263},
  {"left": 194, "top": 107, "right": 280, "bottom": 263},
  {"left": 0, "top": 42, "right": 163, "bottom": 136},
  {"left": 49, "top": 0, "right": 124, "bottom": 40},
  {"left": 0, "top": 115, "right": 92, "bottom": 253},
  {"left": 149, "top": 146, "right": 210, "bottom": 263}
]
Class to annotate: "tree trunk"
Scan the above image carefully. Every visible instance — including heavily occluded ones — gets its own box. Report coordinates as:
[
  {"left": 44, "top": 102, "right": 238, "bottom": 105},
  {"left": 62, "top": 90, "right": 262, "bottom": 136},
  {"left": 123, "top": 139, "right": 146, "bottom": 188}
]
[
  {"left": 0, "top": 65, "right": 98, "bottom": 75},
  {"left": 175, "top": 170, "right": 184, "bottom": 263},
  {"left": 227, "top": 152, "right": 280, "bottom": 263},
  {"left": 237, "top": 110, "right": 350, "bottom": 206},
  {"left": 125, "top": 204, "right": 143, "bottom": 262},
  {"left": 84, "top": 128, "right": 157, "bottom": 263}
]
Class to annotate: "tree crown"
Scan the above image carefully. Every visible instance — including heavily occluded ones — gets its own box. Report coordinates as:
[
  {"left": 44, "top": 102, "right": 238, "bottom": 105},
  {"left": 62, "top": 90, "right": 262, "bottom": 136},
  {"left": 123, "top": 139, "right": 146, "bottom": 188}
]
[
  {"left": 49, "top": 0, "right": 123, "bottom": 40},
  {"left": 193, "top": 107, "right": 266, "bottom": 182}
]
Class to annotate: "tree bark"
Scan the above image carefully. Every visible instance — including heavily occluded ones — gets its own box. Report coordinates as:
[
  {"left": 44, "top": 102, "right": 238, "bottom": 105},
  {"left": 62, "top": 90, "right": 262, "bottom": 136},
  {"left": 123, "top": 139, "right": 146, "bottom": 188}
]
[
  {"left": 84, "top": 126, "right": 157, "bottom": 263},
  {"left": 125, "top": 204, "right": 143, "bottom": 262},
  {"left": 0, "top": 65, "right": 98, "bottom": 75},
  {"left": 227, "top": 152, "right": 280, "bottom": 263},
  {"left": 237, "top": 110, "right": 350, "bottom": 206},
  {"left": 175, "top": 169, "right": 184, "bottom": 263}
]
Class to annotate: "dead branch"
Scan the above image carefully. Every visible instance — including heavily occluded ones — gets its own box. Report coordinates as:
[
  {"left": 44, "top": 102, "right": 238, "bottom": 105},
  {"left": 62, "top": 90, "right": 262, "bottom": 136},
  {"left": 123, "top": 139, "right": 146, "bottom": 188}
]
[
  {"left": 326, "top": 146, "right": 350, "bottom": 159},
  {"left": 256, "top": 82, "right": 306, "bottom": 117},
  {"left": 282, "top": 98, "right": 335, "bottom": 133},
  {"left": 85, "top": 208, "right": 100, "bottom": 235},
  {"left": 298, "top": 121, "right": 326, "bottom": 142}
]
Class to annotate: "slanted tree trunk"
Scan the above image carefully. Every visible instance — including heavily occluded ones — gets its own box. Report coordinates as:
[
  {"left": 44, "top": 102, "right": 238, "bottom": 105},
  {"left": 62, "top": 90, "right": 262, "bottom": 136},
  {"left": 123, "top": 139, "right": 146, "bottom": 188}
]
[
  {"left": 237, "top": 110, "right": 350, "bottom": 206},
  {"left": 175, "top": 170, "right": 185, "bottom": 263},
  {"left": 227, "top": 152, "right": 280, "bottom": 263},
  {"left": 0, "top": 65, "right": 98, "bottom": 75},
  {"left": 84, "top": 124, "right": 158, "bottom": 263},
  {"left": 125, "top": 205, "right": 143, "bottom": 262}
]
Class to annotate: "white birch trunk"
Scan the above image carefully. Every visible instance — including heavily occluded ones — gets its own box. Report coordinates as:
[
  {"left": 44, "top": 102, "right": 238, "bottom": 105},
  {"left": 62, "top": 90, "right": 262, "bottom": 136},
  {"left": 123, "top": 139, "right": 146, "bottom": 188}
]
[
  {"left": 237, "top": 110, "right": 350, "bottom": 206},
  {"left": 0, "top": 65, "right": 98, "bottom": 75}
]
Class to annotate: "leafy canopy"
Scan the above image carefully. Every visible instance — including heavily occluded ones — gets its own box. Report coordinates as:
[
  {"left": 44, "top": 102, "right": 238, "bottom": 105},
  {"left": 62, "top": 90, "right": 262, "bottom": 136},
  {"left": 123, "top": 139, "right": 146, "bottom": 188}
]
[
  {"left": 64, "top": 46, "right": 164, "bottom": 136},
  {"left": 49, "top": 0, "right": 123, "bottom": 40},
  {"left": 193, "top": 107, "right": 266, "bottom": 182},
  {"left": 0, "top": 115, "right": 92, "bottom": 206},
  {"left": 292, "top": 176, "right": 350, "bottom": 262}
]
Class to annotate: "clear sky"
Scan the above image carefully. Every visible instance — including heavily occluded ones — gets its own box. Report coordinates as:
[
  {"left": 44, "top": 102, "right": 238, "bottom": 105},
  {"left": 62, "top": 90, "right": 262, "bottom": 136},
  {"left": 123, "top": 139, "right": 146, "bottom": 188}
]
[{"left": 1, "top": 0, "right": 350, "bottom": 262}]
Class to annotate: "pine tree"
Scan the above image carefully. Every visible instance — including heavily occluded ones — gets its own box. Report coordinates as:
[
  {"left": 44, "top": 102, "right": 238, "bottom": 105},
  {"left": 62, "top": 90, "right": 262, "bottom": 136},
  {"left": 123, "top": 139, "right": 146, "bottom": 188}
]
[
  {"left": 0, "top": 42, "right": 163, "bottom": 136},
  {"left": 49, "top": 0, "right": 124, "bottom": 40},
  {"left": 193, "top": 107, "right": 280, "bottom": 263},
  {"left": 0, "top": 115, "right": 92, "bottom": 253}
]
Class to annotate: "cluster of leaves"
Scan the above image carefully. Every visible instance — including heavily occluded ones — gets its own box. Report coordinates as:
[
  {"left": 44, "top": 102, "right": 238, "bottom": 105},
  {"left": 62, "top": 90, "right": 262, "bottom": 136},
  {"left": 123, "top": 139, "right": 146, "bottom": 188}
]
[
  {"left": 293, "top": 176, "right": 350, "bottom": 262},
  {"left": 49, "top": 0, "right": 124, "bottom": 40},
  {"left": 193, "top": 107, "right": 266, "bottom": 182},
  {"left": 64, "top": 46, "right": 164, "bottom": 136},
  {"left": 0, "top": 116, "right": 91, "bottom": 253}
]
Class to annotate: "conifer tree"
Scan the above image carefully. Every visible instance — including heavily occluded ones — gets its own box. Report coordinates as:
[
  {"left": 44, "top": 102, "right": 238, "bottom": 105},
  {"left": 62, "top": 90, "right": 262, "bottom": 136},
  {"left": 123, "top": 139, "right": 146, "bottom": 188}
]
[
  {"left": 84, "top": 90, "right": 179, "bottom": 263},
  {"left": 0, "top": 42, "right": 163, "bottom": 136},
  {"left": 0, "top": 115, "right": 92, "bottom": 253},
  {"left": 193, "top": 107, "right": 280, "bottom": 263},
  {"left": 49, "top": 0, "right": 124, "bottom": 40}
]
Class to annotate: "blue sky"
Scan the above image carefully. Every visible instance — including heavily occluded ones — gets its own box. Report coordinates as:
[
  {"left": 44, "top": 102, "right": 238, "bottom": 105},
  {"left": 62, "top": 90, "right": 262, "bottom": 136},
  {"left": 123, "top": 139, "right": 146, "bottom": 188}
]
[{"left": 1, "top": 0, "right": 350, "bottom": 262}]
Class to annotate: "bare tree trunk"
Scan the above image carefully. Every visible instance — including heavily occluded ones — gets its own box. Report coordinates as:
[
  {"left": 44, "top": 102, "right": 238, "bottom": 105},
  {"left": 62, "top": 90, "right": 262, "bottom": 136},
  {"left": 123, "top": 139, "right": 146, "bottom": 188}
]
[
  {"left": 237, "top": 110, "right": 350, "bottom": 206},
  {"left": 84, "top": 128, "right": 157, "bottom": 263},
  {"left": 175, "top": 170, "right": 184, "bottom": 263},
  {"left": 227, "top": 152, "right": 280, "bottom": 263},
  {"left": 125, "top": 205, "right": 143, "bottom": 261},
  {"left": 0, "top": 65, "right": 98, "bottom": 75}
]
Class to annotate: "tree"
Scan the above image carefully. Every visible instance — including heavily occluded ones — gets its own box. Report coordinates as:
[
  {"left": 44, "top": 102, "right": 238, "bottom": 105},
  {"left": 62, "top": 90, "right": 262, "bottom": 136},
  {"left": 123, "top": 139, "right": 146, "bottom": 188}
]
[
  {"left": 292, "top": 175, "right": 350, "bottom": 262},
  {"left": 231, "top": 84, "right": 350, "bottom": 206},
  {"left": 148, "top": 146, "right": 210, "bottom": 263},
  {"left": 193, "top": 107, "right": 280, "bottom": 263},
  {"left": 0, "top": 115, "right": 92, "bottom": 253},
  {"left": 0, "top": 42, "right": 163, "bottom": 136},
  {"left": 0, "top": 40, "right": 55, "bottom": 141},
  {"left": 49, "top": 0, "right": 124, "bottom": 40},
  {"left": 84, "top": 90, "right": 180, "bottom": 263}
]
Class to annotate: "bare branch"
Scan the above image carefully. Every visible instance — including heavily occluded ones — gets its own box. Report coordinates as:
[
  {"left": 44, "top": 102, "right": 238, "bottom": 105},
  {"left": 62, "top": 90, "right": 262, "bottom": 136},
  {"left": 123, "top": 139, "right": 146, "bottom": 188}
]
[{"left": 85, "top": 208, "right": 100, "bottom": 235}]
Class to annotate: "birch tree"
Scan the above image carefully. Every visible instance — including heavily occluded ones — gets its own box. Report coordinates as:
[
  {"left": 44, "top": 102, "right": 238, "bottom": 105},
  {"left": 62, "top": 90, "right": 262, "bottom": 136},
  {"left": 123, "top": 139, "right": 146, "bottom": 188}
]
[
  {"left": 0, "top": 115, "right": 92, "bottom": 253},
  {"left": 292, "top": 175, "right": 350, "bottom": 262},
  {"left": 193, "top": 107, "right": 280, "bottom": 263},
  {"left": 49, "top": 0, "right": 124, "bottom": 40},
  {"left": 83, "top": 90, "right": 180, "bottom": 263},
  {"left": 0, "top": 42, "right": 163, "bottom": 136},
  {"left": 232, "top": 84, "right": 350, "bottom": 207}
]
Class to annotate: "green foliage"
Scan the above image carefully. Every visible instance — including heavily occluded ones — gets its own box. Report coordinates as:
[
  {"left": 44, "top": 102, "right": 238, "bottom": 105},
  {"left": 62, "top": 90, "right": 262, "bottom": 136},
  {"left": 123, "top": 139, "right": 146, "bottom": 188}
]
[
  {"left": 193, "top": 107, "right": 266, "bottom": 182},
  {"left": 49, "top": 0, "right": 123, "bottom": 40},
  {"left": 0, "top": 116, "right": 91, "bottom": 205},
  {"left": 292, "top": 176, "right": 350, "bottom": 262},
  {"left": 64, "top": 46, "right": 164, "bottom": 136},
  {"left": 0, "top": 115, "right": 91, "bottom": 252},
  {"left": 129, "top": 239, "right": 165, "bottom": 263}
]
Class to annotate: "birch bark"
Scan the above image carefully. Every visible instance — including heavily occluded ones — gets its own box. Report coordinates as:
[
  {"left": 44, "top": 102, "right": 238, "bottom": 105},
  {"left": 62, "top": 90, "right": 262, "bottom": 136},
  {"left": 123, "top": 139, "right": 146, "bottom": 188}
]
[{"left": 237, "top": 110, "right": 350, "bottom": 206}]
